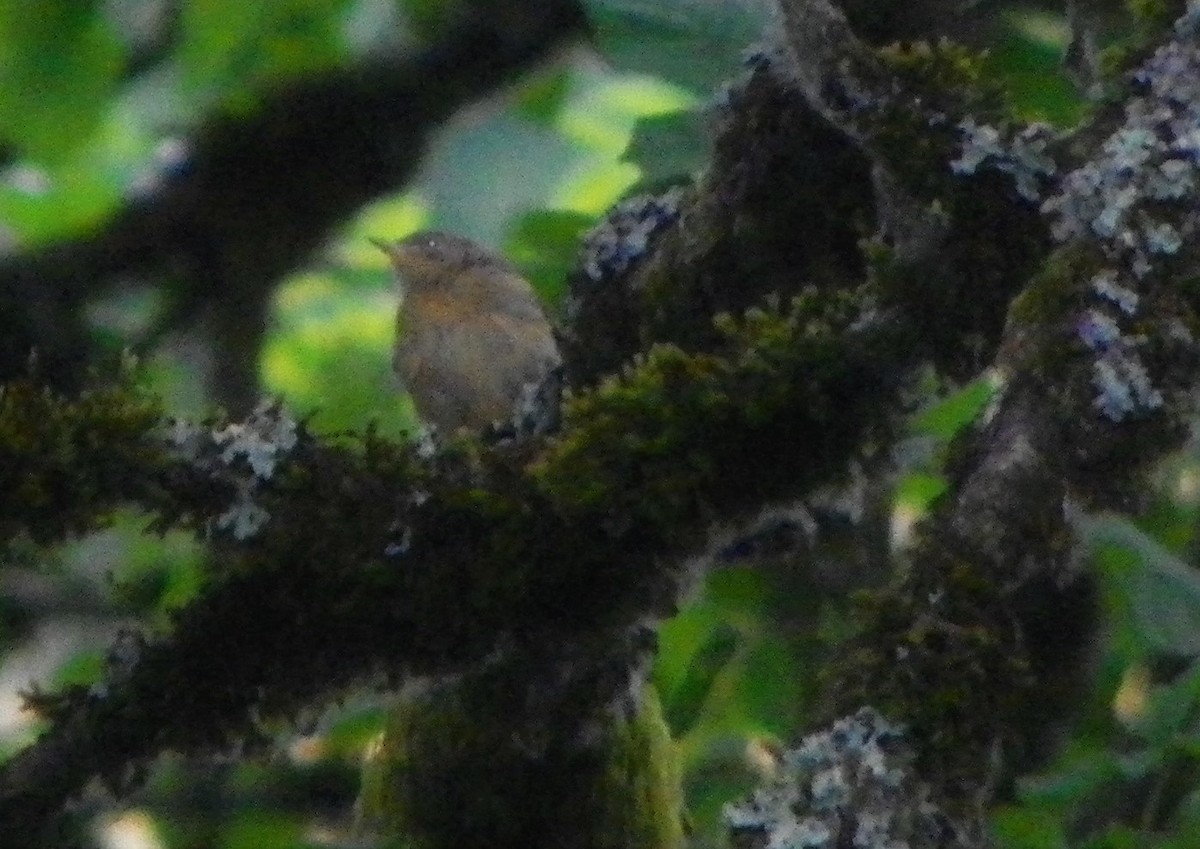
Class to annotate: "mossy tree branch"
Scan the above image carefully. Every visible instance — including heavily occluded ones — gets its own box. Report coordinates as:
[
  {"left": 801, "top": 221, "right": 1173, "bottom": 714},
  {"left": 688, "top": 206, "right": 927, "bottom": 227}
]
[
  {"left": 728, "top": 2, "right": 1200, "bottom": 845},
  {"left": 0, "top": 284, "right": 914, "bottom": 840}
]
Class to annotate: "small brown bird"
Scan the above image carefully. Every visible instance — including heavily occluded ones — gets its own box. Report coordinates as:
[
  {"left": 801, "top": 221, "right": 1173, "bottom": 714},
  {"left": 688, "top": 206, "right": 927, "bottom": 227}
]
[{"left": 372, "top": 231, "right": 562, "bottom": 434}]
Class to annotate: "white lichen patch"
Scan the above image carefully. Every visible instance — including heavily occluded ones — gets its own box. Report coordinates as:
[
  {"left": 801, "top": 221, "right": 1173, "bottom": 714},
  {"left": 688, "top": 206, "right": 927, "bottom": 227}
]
[
  {"left": 953, "top": 4, "right": 1200, "bottom": 423},
  {"left": 950, "top": 119, "right": 1057, "bottom": 202},
  {"left": 577, "top": 187, "right": 685, "bottom": 285},
  {"left": 1090, "top": 270, "right": 1139, "bottom": 315},
  {"left": 1043, "top": 5, "right": 1200, "bottom": 277},
  {"left": 724, "top": 708, "right": 953, "bottom": 849},
  {"left": 166, "top": 400, "right": 298, "bottom": 540},
  {"left": 212, "top": 403, "right": 298, "bottom": 479}
]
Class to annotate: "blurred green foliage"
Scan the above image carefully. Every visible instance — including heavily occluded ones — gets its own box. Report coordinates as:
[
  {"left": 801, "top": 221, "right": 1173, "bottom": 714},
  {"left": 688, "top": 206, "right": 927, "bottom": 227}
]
[
  {"left": 989, "top": 7, "right": 1090, "bottom": 126},
  {"left": 0, "top": 0, "right": 124, "bottom": 162},
  {"left": 581, "top": 0, "right": 768, "bottom": 95}
]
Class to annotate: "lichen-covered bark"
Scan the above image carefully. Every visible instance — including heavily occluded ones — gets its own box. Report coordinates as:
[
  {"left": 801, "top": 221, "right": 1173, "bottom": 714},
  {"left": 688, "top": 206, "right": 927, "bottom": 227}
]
[
  {"left": 726, "top": 3, "right": 1200, "bottom": 847},
  {"left": 0, "top": 296, "right": 912, "bottom": 843}
]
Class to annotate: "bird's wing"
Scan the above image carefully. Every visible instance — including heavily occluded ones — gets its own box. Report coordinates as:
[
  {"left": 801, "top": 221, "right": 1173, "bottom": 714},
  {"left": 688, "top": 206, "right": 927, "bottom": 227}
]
[{"left": 397, "top": 320, "right": 478, "bottom": 430}]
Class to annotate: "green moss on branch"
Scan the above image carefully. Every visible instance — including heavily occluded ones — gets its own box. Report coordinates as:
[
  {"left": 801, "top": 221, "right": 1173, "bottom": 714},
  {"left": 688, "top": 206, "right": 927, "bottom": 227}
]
[{"left": 0, "top": 373, "right": 165, "bottom": 544}]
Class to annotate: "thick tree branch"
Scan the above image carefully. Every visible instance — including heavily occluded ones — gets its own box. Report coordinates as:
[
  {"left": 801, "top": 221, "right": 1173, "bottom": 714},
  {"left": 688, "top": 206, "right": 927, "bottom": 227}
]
[
  {"left": 746, "top": 4, "right": 1200, "bottom": 845},
  {"left": 0, "top": 291, "right": 914, "bottom": 842}
]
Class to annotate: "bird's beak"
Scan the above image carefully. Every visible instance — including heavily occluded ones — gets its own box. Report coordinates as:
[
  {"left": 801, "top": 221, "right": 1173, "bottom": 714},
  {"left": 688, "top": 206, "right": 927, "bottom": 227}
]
[{"left": 371, "top": 237, "right": 413, "bottom": 294}]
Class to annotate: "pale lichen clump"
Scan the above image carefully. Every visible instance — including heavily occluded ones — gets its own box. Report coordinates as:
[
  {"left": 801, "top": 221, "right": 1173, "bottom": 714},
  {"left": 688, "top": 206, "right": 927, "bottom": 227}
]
[
  {"left": 1042, "top": 10, "right": 1200, "bottom": 275},
  {"left": 167, "top": 400, "right": 298, "bottom": 539},
  {"left": 950, "top": 3, "right": 1200, "bottom": 422},
  {"left": 576, "top": 187, "right": 684, "bottom": 286},
  {"left": 950, "top": 119, "right": 1057, "bottom": 202},
  {"left": 1045, "top": 6, "right": 1200, "bottom": 419},
  {"left": 725, "top": 708, "right": 963, "bottom": 849}
]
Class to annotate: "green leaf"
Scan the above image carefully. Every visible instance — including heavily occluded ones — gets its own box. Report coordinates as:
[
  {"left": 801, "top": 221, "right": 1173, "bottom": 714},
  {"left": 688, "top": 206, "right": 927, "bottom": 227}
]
[
  {"left": 418, "top": 112, "right": 582, "bottom": 245},
  {"left": 1077, "top": 512, "right": 1200, "bottom": 656},
  {"left": 1085, "top": 826, "right": 1150, "bottom": 849},
  {"left": 662, "top": 622, "right": 740, "bottom": 736},
  {"left": 506, "top": 209, "right": 596, "bottom": 301},
  {"left": 735, "top": 636, "right": 809, "bottom": 730},
  {"left": 176, "top": 0, "right": 351, "bottom": 102},
  {"left": 581, "top": 0, "right": 767, "bottom": 93},
  {"left": 682, "top": 734, "right": 772, "bottom": 840},
  {"left": 705, "top": 565, "right": 772, "bottom": 619},
  {"left": 909, "top": 376, "right": 997, "bottom": 440},
  {"left": 990, "top": 9, "right": 1089, "bottom": 126},
  {"left": 53, "top": 649, "right": 105, "bottom": 689},
  {"left": 1169, "top": 786, "right": 1200, "bottom": 835},
  {"left": 991, "top": 804, "right": 1069, "bottom": 849},
  {"left": 0, "top": 164, "right": 123, "bottom": 245},
  {"left": 1131, "top": 659, "right": 1200, "bottom": 752},
  {"left": 515, "top": 68, "right": 574, "bottom": 126},
  {"left": 218, "top": 812, "right": 304, "bottom": 849},
  {"left": 261, "top": 269, "right": 415, "bottom": 438},
  {"left": 895, "top": 472, "right": 947, "bottom": 511},
  {"left": 624, "top": 108, "right": 710, "bottom": 187},
  {"left": 1015, "top": 746, "right": 1125, "bottom": 812},
  {"left": 0, "top": 1, "right": 124, "bottom": 160}
]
